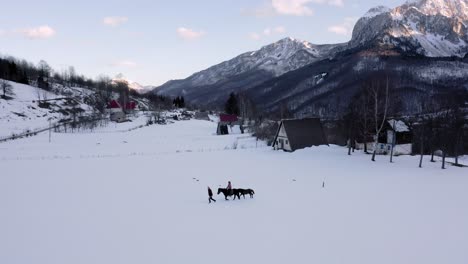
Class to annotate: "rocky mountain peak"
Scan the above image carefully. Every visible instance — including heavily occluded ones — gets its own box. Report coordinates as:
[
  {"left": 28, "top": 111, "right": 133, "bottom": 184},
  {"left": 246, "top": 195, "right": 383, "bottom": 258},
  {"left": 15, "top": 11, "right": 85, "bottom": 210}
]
[
  {"left": 351, "top": 0, "right": 468, "bottom": 57},
  {"left": 402, "top": 0, "right": 468, "bottom": 20}
]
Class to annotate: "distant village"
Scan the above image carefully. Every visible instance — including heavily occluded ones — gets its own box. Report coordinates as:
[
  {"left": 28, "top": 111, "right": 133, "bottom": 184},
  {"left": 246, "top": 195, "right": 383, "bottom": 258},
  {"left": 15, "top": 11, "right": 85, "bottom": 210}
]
[{"left": 103, "top": 90, "right": 466, "bottom": 169}]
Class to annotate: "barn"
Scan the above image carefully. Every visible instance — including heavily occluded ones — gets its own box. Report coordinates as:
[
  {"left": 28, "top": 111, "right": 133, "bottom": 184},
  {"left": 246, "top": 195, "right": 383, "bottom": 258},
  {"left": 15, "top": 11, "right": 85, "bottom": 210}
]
[{"left": 273, "top": 118, "right": 328, "bottom": 152}]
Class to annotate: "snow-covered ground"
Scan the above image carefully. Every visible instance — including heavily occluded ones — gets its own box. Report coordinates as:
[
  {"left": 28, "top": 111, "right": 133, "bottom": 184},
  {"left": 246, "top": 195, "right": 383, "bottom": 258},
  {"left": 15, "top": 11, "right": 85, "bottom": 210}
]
[{"left": 1, "top": 119, "right": 467, "bottom": 264}]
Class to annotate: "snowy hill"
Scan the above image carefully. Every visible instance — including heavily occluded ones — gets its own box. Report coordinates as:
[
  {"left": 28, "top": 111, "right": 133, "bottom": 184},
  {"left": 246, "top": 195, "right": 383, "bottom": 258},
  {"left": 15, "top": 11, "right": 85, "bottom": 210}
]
[{"left": 0, "top": 79, "right": 95, "bottom": 138}]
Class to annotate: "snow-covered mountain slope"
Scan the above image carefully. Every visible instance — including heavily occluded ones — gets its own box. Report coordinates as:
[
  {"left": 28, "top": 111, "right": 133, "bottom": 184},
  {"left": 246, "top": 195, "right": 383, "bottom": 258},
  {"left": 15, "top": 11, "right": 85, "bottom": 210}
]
[
  {"left": 113, "top": 73, "right": 154, "bottom": 94},
  {"left": 248, "top": 51, "right": 468, "bottom": 118},
  {"left": 406, "top": 0, "right": 468, "bottom": 19},
  {"left": 152, "top": 0, "right": 468, "bottom": 116},
  {"left": 0, "top": 80, "right": 95, "bottom": 138},
  {"left": 351, "top": 0, "right": 468, "bottom": 57},
  {"left": 154, "top": 38, "right": 344, "bottom": 97}
]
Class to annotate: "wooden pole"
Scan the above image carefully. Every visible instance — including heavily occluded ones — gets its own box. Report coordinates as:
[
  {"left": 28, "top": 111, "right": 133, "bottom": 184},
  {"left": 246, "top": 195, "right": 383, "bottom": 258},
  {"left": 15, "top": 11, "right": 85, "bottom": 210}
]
[
  {"left": 390, "top": 120, "right": 395, "bottom": 163},
  {"left": 48, "top": 120, "right": 51, "bottom": 143}
]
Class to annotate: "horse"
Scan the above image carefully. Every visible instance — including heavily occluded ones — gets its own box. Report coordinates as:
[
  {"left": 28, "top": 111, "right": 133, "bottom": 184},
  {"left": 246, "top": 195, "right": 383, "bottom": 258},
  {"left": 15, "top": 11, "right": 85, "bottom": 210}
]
[
  {"left": 238, "top": 188, "right": 255, "bottom": 199},
  {"left": 217, "top": 188, "right": 241, "bottom": 200}
]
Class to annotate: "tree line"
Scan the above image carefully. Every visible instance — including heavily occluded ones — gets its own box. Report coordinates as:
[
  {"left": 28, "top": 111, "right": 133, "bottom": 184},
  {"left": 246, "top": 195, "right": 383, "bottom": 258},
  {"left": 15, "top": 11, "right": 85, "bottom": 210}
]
[{"left": 343, "top": 71, "right": 467, "bottom": 168}]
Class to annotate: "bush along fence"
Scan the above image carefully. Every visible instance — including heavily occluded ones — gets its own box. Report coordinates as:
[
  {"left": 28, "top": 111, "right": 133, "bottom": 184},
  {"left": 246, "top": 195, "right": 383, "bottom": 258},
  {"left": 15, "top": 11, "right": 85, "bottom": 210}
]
[{"left": 0, "top": 115, "right": 107, "bottom": 143}]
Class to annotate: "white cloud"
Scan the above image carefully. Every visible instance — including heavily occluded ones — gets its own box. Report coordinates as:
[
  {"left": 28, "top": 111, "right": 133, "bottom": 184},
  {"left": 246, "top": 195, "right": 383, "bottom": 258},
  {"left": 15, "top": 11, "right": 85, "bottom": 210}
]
[
  {"left": 270, "top": 0, "right": 344, "bottom": 16},
  {"left": 249, "top": 32, "right": 262, "bottom": 40},
  {"left": 177, "top": 27, "right": 205, "bottom": 40},
  {"left": 250, "top": 26, "right": 286, "bottom": 40},
  {"left": 103, "top": 16, "right": 128, "bottom": 26},
  {"left": 263, "top": 28, "right": 272, "bottom": 36},
  {"left": 272, "top": 0, "right": 314, "bottom": 16},
  {"left": 328, "top": 0, "right": 344, "bottom": 7},
  {"left": 328, "top": 17, "right": 357, "bottom": 36},
  {"left": 273, "top": 26, "right": 286, "bottom": 34},
  {"left": 112, "top": 60, "right": 137, "bottom": 68},
  {"left": 241, "top": 5, "right": 276, "bottom": 17},
  {"left": 0, "top": 29, "right": 4, "bottom": 36},
  {"left": 263, "top": 26, "right": 286, "bottom": 36},
  {"left": 310, "top": 0, "right": 344, "bottom": 7},
  {"left": 16, "top": 25, "right": 56, "bottom": 39}
]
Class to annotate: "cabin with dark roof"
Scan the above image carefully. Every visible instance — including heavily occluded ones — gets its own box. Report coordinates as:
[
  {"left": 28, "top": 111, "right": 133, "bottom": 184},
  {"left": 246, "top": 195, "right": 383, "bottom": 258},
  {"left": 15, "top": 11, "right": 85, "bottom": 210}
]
[
  {"left": 378, "top": 119, "right": 412, "bottom": 155},
  {"left": 273, "top": 118, "right": 328, "bottom": 152},
  {"left": 356, "top": 119, "right": 413, "bottom": 155}
]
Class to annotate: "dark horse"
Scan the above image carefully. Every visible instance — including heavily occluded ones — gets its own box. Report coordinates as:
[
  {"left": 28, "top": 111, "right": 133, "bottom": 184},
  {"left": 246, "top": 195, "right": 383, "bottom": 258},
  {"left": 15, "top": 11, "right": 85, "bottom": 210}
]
[
  {"left": 238, "top": 188, "right": 255, "bottom": 199},
  {"left": 217, "top": 188, "right": 241, "bottom": 200}
]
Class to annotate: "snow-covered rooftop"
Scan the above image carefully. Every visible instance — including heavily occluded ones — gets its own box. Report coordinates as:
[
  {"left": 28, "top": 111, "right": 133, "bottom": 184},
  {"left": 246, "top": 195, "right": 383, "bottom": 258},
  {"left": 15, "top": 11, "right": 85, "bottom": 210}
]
[{"left": 388, "top": 119, "right": 410, "bottom": 132}]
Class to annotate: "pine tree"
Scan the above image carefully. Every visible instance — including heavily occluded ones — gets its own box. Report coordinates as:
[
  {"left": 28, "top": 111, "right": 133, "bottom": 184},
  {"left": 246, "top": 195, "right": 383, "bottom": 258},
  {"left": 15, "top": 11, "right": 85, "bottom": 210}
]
[
  {"left": 224, "top": 92, "right": 239, "bottom": 115},
  {"left": 180, "top": 96, "right": 185, "bottom": 108}
]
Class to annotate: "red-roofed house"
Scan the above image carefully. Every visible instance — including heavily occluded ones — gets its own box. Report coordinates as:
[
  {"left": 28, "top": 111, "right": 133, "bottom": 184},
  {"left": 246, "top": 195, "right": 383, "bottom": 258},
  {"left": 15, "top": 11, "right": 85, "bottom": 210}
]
[
  {"left": 107, "top": 100, "right": 137, "bottom": 122},
  {"left": 108, "top": 100, "right": 121, "bottom": 111},
  {"left": 125, "top": 101, "right": 137, "bottom": 111},
  {"left": 219, "top": 114, "right": 238, "bottom": 123},
  {"left": 217, "top": 114, "right": 241, "bottom": 135}
]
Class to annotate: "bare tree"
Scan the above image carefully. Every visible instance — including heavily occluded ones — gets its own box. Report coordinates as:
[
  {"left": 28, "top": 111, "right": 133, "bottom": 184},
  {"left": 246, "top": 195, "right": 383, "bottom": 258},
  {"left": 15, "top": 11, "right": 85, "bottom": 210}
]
[
  {"left": 0, "top": 79, "right": 13, "bottom": 98},
  {"left": 448, "top": 106, "right": 465, "bottom": 167},
  {"left": 237, "top": 92, "right": 257, "bottom": 120},
  {"left": 115, "top": 80, "right": 130, "bottom": 113},
  {"left": 343, "top": 104, "right": 358, "bottom": 155},
  {"left": 278, "top": 101, "right": 293, "bottom": 120},
  {"left": 350, "top": 85, "right": 372, "bottom": 153},
  {"left": 367, "top": 74, "right": 390, "bottom": 162},
  {"left": 38, "top": 60, "right": 52, "bottom": 79},
  {"left": 414, "top": 119, "right": 425, "bottom": 168},
  {"left": 36, "top": 86, "right": 42, "bottom": 101}
]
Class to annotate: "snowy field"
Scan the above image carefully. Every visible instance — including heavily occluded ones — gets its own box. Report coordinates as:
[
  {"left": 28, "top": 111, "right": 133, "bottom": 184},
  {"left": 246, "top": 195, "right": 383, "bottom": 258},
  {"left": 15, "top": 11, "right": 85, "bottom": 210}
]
[{"left": 1, "top": 119, "right": 467, "bottom": 264}]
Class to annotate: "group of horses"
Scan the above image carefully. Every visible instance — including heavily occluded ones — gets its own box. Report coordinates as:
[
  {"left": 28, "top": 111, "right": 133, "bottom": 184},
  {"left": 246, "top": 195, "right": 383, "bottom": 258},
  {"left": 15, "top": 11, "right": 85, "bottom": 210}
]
[{"left": 217, "top": 188, "right": 255, "bottom": 200}]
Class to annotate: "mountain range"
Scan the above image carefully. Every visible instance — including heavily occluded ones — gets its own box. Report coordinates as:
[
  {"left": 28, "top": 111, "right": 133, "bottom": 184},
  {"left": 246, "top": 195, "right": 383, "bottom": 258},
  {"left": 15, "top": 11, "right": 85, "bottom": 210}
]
[{"left": 153, "top": 0, "right": 468, "bottom": 118}]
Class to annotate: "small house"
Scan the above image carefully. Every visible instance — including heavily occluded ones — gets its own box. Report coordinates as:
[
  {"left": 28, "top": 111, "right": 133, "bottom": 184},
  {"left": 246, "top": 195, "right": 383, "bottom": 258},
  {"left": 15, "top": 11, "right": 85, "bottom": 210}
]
[
  {"left": 366, "top": 119, "right": 412, "bottom": 155},
  {"left": 107, "top": 100, "right": 137, "bottom": 123},
  {"left": 273, "top": 118, "right": 328, "bottom": 152},
  {"left": 217, "top": 114, "right": 240, "bottom": 135},
  {"left": 108, "top": 100, "right": 126, "bottom": 122}
]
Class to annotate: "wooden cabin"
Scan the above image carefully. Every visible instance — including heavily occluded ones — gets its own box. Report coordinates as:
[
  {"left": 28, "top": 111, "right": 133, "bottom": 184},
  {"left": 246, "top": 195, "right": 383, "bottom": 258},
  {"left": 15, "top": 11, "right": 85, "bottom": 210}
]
[{"left": 273, "top": 118, "right": 328, "bottom": 152}]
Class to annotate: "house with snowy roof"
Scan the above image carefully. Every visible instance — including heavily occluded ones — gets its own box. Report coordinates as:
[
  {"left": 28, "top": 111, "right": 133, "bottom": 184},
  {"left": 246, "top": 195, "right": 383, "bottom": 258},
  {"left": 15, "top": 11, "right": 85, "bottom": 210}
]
[
  {"left": 372, "top": 119, "right": 413, "bottom": 155},
  {"left": 272, "top": 118, "right": 328, "bottom": 152}
]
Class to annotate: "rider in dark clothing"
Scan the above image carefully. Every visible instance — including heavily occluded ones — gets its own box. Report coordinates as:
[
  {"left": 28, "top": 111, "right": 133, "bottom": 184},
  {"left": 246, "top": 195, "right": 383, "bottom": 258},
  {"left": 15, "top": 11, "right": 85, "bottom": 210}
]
[
  {"left": 208, "top": 187, "right": 216, "bottom": 203},
  {"left": 226, "top": 181, "right": 233, "bottom": 195}
]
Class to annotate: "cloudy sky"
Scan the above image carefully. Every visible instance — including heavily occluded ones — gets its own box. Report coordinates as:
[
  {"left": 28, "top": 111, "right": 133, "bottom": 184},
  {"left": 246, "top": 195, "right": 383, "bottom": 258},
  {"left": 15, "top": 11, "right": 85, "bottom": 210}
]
[{"left": 0, "top": 0, "right": 402, "bottom": 86}]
